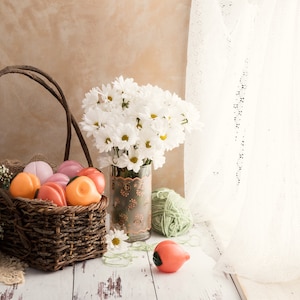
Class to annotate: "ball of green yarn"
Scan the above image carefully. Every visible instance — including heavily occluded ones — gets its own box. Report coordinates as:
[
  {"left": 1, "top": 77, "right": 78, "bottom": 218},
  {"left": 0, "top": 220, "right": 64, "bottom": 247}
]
[{"left": 151, "top": 187, "right": 193, "bottom": 237}]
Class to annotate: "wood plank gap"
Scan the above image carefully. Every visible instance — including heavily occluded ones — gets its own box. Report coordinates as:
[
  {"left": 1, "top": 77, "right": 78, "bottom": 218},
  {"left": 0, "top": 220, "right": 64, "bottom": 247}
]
[
  {"left": 230, "top": 275, "right": 247, "bottom": 300},
  {"left": 145, "top": 245, "right": 159, "bottom": 300},
  {"left": 71, "top": 264, "right": 76, "bottom": 300},
  {"left": 204, "top": 221, "right": 245, "bottom": 300}
]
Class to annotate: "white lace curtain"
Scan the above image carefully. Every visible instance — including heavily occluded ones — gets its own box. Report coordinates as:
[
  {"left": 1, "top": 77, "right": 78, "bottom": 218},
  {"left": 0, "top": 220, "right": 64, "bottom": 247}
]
[{"left": 185, "top": 0, "right": 300, "bottom": 283}]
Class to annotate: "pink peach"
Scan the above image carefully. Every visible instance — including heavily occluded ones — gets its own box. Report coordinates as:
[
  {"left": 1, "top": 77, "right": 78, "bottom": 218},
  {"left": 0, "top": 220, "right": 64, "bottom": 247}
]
[
  {"left": 23, "top": 161, "right": 54, "bottom": 184},
  {"left": 57, "top": 160, "right": 84, "bottom": 178},
  {"left": 45, "top": 172, "right": 70, "bottom": 189}
]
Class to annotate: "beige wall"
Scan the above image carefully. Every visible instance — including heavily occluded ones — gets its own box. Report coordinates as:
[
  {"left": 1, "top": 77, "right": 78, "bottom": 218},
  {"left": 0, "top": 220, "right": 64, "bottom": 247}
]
[{"left": 0, "top": 0, "right": 191, "bottom": 196}]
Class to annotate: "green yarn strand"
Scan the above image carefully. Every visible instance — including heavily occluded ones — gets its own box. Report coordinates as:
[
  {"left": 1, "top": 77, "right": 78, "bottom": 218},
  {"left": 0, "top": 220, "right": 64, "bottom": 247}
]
[{"left": 151, "top": 188, "right": 193, "bottom": 237}]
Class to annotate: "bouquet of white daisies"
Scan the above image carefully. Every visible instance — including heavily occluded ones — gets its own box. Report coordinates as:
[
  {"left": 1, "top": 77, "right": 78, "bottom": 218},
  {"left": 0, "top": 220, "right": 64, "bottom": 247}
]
[{"left": 80, "top": 76, "right": 201, "bottom": 173}]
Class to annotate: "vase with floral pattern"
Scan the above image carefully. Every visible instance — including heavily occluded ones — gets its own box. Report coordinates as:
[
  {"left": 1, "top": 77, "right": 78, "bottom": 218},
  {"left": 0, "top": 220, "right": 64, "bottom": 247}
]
[{"left": 109, "top": 164, "right": 152, "bottom": 242}]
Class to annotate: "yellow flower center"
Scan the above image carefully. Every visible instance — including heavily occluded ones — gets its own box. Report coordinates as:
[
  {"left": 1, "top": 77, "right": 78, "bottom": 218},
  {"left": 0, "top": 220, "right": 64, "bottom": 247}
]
[
  {"left": 105, "top": 137, "right": 111, "bottom": 144},
  {"left": 145, "top": 141, "right": 151, "bottom": 148},
  {"left": 130, "top": 157, "right": 138, "bottom": 163},
  {"left": 112, "top": 237, "right": 120, "bottom": 246},
  {"left": 108, "top": 95, "right": 113, "bottom": 101},
  {"left": 160, "top": 134, "right": 167, "bottom": 141},
  {"left": 94, "top": 121, "right": 99, "bottom": 127},
  {"left": 122, "top": 135, "right": 129, "bottom": 141},
  {"left": 151, "top": 113, "right": 157, "bottom": 119}
]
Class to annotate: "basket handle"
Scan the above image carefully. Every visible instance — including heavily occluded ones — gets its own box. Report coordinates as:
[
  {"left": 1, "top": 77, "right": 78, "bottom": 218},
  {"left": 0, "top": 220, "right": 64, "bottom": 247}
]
[{"left": 0, "top": 65, "right": 93, "bottom": 166}]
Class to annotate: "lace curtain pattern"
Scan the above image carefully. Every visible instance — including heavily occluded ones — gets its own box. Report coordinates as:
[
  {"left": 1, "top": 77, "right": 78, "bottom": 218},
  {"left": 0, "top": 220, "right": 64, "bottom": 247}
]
[{"left": 185, "top": 0, "right": 300, "bottom": 283}]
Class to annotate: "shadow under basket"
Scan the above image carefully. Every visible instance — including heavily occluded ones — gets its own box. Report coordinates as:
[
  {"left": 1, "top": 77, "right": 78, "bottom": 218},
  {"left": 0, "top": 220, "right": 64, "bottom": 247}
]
[{"left": 0, "top": 65, "right": 109, "bottom": 271}]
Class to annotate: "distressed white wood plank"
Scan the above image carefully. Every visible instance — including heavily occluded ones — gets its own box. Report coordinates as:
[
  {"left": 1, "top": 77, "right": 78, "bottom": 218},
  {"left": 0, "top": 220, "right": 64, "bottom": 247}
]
[
  {"left": 0, "top": 223, "right": 244, "bottom": 300},
  {"left": 0, "top": 265, "right": 74, "bottom": 300},
  {"left": 146, "top": 225, "right": 242, "bottom": 300},
  {"left": 73, "top": 251, "right": 157, "bottom": 299},
  {"left": 238, "top": 277, "right": 300, "bottom": 300},
  {"left": 150, "top": 244, "right": 241, "bottom": 300}
]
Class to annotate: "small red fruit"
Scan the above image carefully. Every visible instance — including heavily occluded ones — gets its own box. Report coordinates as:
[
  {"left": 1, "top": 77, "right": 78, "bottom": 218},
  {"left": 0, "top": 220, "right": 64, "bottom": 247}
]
[{"left": 153, "top": 240, "right": 190, "bottom": 273}]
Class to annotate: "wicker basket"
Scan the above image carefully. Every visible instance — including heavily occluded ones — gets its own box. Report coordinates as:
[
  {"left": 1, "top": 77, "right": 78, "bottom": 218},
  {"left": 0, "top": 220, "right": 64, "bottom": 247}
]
[{"left": 0, "top": 65, "right": 109, "bottom": 271}]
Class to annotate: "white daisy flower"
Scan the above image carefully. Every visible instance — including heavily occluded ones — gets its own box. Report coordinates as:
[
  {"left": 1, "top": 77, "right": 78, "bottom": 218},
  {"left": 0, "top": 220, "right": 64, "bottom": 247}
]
[
  {"left": 105, "top": 229, "right": 129, "bottom": 253},
  {"left": 99, "top": 83, "right": 120, "bottom": 103},
  {"left": 114, "top": 123, "right": 139, "bottom": 150},
  {"left": 159, "top": 126, "right": 185, "bottom": 151},
  {"left": 82, "top": 87, "right": 101, "bottom": 111},
  {"left": 118, "top": 148, "right": 144, "bottom": 173},
  {"left": 138, "top": 127, "right": 162, "bottom": 159},
  {"left": 151, "top": 151, "right": 166, "bottom": 170},
  {"left": 80, "top": 108, "right": 103, "bottom": 137},
  {"left": 113, "top": 76, "right": 139, "bottom": 95},
  {"left": 179, "top": 101, "right": 203, "bottom": 132},
  {"left": 94, "top": 126, "right": 117, "bottom": 152},
  {"left": 139, "top": 97, "right": 168, "bottom": 122}
]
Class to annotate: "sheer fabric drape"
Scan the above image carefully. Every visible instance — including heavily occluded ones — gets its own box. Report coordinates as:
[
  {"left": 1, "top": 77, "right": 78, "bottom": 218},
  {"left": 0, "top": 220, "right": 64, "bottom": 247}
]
[{"left": 185, "top": 0, "right": 300, "bottom": 283}]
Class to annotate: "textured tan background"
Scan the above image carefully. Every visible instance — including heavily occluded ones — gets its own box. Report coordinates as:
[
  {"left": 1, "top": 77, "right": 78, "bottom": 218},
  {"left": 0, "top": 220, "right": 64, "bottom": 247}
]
[{"left": 0, "top": 0, "right": 191, "bottom": 196}]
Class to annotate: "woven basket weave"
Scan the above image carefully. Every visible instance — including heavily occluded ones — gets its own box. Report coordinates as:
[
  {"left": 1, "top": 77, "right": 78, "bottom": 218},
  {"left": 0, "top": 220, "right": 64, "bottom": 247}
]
[{"left": 0, "top": 65, "right": 108, "bottom": 271}]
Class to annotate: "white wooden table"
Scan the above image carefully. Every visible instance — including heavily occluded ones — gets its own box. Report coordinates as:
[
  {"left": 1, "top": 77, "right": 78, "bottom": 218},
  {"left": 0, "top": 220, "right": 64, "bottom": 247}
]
[{"left": 0, "top": 224, "right": 242, "bottom": 300}]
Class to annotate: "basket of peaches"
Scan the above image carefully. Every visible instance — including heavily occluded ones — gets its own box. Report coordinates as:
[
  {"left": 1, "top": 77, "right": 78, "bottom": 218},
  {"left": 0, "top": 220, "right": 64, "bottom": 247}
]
[{"left": 0, "top": 158, "right": 108, "bottom": 272}]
